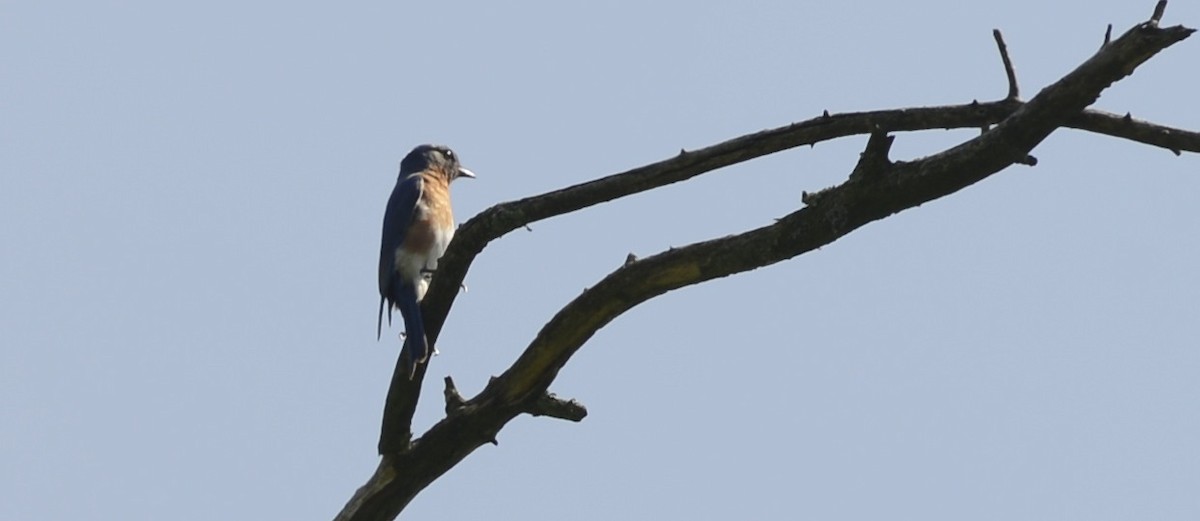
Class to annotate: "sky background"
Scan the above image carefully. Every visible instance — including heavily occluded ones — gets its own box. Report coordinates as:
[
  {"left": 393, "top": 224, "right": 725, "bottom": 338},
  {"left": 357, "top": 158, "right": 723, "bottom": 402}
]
[{"left": 3, "top": 1, "right": 1199, "bottom": 520}]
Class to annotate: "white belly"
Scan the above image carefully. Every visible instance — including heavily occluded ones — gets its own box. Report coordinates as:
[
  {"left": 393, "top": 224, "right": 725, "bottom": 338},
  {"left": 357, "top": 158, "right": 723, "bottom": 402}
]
[{"left": 394, "top": 210, "right": 454, "bottom": 302}]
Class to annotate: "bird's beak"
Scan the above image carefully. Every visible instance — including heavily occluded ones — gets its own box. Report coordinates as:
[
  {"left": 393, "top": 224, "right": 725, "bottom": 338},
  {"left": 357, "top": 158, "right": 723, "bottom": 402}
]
[{"left": 458, "top": 167, "right": 476, "bottom": 179}]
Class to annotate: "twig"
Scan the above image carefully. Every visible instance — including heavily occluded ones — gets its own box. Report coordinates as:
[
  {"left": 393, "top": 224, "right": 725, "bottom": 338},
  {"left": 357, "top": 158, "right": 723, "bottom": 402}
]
[
  {"left": 443, "top": 376, "right": 466, "bottom": 414},
  {"left": 1151, "top": 0, "right": 1168, "bottom": 26},
  {"left": 525, "top": 392, "right": 588, "bottom": 422},
  {"left": 993, "top": 29, "right": 1021, "bottom": 99},
  {"left": 1071, "top": 109, "right": 1198, "bottom": 155},
  {"left": 849, "top": 130, "right": 895, "bottom": 180}
]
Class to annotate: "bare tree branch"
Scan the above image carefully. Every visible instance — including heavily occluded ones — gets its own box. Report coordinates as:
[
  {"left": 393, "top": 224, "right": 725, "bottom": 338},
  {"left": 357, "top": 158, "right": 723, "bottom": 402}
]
[
  {"left": 486, "top": 19, "right": 1194, "bottom": 406},
  {"left": 372, "top": 98, "right": 1200, "bottom": 455},
  {"left": 525, "top": 392, "right": 588, "bottom": 422},
  {"left": 441, "top": 376, "right": 465, "bottom": 414},
  {"left": 993, "top": 29, "right": 1021, "bottom": 100},
  {"left": 379, "top": 26, "right": 1200, "bottom": 457},
  {"left": 1072, "top": 109, "right": 1195, "bottom": 155},
  {"left": 849, "top": 129, "right": 895, "bottom": 180},
  {"left": 1151, "top": 0, "right": 1169, "bottom": 27},
  {"left": 341, "top": 9, "right": 1196, "bottom": 521}
]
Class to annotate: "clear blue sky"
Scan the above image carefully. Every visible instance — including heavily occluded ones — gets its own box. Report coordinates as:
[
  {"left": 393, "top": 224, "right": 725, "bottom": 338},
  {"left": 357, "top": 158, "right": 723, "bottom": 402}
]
[{"left": 3, "top": 1, "right": 1198, "bottom": 520}]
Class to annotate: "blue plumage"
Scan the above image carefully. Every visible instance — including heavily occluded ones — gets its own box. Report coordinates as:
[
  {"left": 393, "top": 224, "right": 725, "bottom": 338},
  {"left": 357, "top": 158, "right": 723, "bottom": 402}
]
[{"left": 377, "top": 145, "right": 474, "bottom": 376}]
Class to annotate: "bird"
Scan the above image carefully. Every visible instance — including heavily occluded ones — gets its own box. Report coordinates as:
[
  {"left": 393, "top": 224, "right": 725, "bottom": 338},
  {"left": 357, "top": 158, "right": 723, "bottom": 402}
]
[{"left": 378, "top": 144, "right": 475, "bottom": 375}]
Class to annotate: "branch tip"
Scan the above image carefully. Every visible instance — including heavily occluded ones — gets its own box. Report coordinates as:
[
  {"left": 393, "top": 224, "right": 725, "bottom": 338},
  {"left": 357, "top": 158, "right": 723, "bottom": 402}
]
[
  {"left": 992, "top": 29, "right": 1020, "bottom": 99},
  {"left": 1150, "top": 0, "right": 1168, "bottom": 26},
  {"left": 443, "top": 376, "right": 466, "bottom": 414},
  {"left": 526, "top": 392, "right": 589, "bottom": 422}
]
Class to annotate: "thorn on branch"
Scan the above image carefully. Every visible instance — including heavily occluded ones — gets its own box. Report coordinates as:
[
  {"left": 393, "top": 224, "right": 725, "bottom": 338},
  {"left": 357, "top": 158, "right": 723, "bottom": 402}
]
[
  {"left": 525, "top": 391, "right": 588, "bottom": 422},
  {"left": 1125, "top": 112, "right": 1134, "bottom": 122},
  {"left": 1102, "top": 24, "right": 1113, "bottom": 48},
  {"left": 624, "top": 253, "right": 638, "bottom": 266},
  {"left": 523, "top": 224, "right": 533, "bottom": 232},
  {"left": 1170, "top": 148, "right": 1182, "bottom": 156},
  {"left": 822, "top": 109, "right": 831, "bottom": 119},
  {"left": 992, "top": 29, "right": 1020, "bottom": 100},
  {"left": 1150, "top": 0, "right": 1168, "bottom": 26},
  {"left": 444, "top": 376, "right": 466, "bottom": 414},
  {"left": 1017, "top": 155, "right": 1038, "bottom": 166}
]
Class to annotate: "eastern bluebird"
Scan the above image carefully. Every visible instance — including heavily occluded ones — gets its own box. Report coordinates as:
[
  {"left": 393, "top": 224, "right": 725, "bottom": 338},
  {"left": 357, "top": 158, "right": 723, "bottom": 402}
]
[{"left": 378, "top": 144, "right": 475, "bottom": 373}]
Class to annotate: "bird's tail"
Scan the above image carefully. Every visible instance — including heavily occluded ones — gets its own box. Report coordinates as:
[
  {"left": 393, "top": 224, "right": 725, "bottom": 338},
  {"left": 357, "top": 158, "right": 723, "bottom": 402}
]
[
  {"left": 396, "top": 282, "right": 430, "bottom": 377},
  {"left": 377, "top": 296, "right": 386, "bottom": 340}
]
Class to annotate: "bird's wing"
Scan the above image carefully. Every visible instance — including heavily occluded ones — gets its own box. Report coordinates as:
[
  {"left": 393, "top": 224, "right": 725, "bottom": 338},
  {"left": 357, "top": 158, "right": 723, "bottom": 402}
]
[{"left": 378, "top": 172, "right": 425, "bottom": 338}]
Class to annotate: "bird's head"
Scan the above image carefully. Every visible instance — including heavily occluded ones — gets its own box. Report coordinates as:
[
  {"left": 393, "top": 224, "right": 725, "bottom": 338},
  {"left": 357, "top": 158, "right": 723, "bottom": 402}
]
[{"left": 400, "top": 144, "right": 476, "bottom": 182}]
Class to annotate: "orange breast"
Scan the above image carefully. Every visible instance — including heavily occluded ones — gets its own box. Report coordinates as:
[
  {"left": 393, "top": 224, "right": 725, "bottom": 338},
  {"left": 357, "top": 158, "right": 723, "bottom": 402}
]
[{"left": 401, "top": 172, "right": 455, "bottom": 254}]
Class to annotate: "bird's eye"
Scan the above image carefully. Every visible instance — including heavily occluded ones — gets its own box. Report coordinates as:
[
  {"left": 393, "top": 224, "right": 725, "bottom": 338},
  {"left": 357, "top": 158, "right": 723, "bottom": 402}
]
[{"left": 443, "top": 149, "right": 455, "bottom": 159}]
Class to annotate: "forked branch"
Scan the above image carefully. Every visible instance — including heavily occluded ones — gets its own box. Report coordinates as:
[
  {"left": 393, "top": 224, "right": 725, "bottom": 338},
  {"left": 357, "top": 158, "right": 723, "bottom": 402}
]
[{"left": 342, "top": 6, "right": 1196, "bottom": 521}]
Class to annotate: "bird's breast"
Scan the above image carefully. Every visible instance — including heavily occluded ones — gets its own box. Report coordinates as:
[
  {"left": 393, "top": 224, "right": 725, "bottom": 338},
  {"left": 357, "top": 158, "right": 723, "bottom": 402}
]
[{"left": 395, "top": 175, "right": 455, "bottom": 281}]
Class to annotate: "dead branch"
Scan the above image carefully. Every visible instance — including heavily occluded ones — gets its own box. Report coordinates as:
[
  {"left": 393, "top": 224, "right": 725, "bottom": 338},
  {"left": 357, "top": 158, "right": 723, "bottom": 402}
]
[
  {"left": 341, "top": 7, "right": 1196, "bottom": 521},
  {"left": 993, "top": 29, "right": 1021, "bottom": 100}
]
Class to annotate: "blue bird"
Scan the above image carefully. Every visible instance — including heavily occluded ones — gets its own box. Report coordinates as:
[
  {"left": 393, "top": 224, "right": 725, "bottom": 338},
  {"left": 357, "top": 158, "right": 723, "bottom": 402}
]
[{"left": 378, "top": 144, "right": 475, "bottom": 374}]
